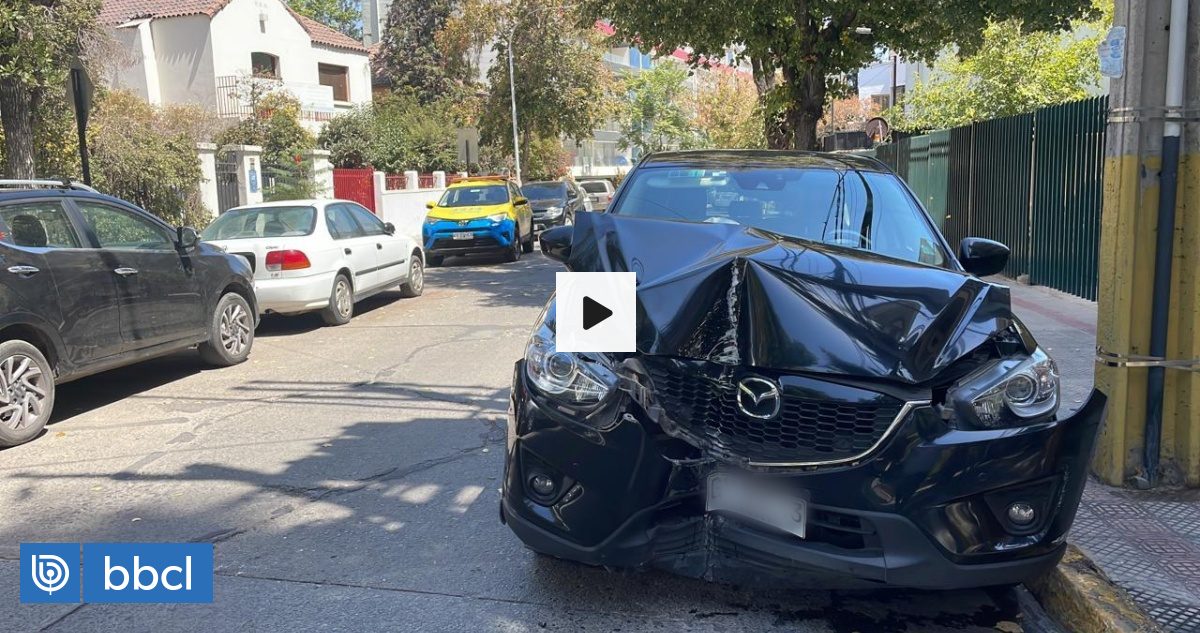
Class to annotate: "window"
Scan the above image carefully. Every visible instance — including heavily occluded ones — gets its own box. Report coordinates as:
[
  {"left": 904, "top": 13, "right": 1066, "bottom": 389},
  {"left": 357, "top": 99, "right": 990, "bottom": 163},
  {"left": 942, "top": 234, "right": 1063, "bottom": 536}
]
[
  {"left": 318, "top": 63, "right": 349, "bottom": 102},
  {"left": 346, "top": 204, "right": 386, "bottom": 236},
  {"left": 438, "top": 185, "right": 509, "bottom": 207},
  {"left": 75, "top": 202, "right": 173, "bottom": 250},
  {"left": 325, "top": 204, "right": 362, "bottom": 240},
  {"left": 251, "top": 52, "right": 279, "bottom": 79},
  {"left": 580, "top": 181, "right": 609, "bottom": 194},
  {"left": 0, "top": 201, "right": 80, "bottom": 248},
  {"left": 201, "top": 206, "right": 316, "bottom": 241}
]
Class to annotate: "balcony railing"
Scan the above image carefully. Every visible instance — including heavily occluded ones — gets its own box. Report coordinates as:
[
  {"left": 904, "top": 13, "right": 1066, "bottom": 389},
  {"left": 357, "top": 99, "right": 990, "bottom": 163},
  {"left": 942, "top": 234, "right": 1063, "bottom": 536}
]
[{"left": 215, "top": 75, "right": 337, "bottom": 122}]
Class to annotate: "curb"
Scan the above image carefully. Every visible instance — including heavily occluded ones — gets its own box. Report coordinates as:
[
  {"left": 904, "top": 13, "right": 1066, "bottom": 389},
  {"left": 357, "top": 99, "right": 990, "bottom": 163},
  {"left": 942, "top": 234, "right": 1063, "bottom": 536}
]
[{"left": 1025, "top": 544, "right": 1164, "bottom": 632}]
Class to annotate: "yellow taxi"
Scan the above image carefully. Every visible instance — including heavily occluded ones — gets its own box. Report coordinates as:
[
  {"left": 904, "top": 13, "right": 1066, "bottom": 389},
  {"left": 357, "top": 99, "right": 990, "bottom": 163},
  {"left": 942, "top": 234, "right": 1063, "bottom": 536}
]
[{"left": 423, "top": 176, "right": 534, "bottom": 265}]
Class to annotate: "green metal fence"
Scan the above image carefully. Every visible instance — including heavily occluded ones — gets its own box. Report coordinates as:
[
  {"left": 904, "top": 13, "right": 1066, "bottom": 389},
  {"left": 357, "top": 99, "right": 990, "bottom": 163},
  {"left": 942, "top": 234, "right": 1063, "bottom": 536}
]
[{"left": 868, "top": 96, "right": 1108, "bottom": 300}]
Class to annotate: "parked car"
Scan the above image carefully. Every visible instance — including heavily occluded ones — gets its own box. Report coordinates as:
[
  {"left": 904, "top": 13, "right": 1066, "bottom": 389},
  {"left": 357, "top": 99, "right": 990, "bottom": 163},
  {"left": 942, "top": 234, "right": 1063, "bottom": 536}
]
[
  {"left": 203, "top": 199, "right": 424, "bottom": 325},
  {"left": 521, "top": 180, "right": 587, "bottom": 232},
  {"left": 0, "top": 180, "right": 257, "bottom": 447},
  {"left": 502, "top": 150, "right": 1105, "bottom": 590},
  {"left": 578, "top": 179, "right": 616, "bottom": 211},
  {"left": 423, "top": 176, "right": 534, "bottom": 266}
]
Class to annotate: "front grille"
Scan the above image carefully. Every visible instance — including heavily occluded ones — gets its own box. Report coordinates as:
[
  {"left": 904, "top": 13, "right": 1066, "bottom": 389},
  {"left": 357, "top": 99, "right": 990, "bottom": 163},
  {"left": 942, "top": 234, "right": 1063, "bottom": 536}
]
[
  {"left": 431, "top": 236, "right": 500, "bottom": 250},
  {"left": 643, "top": 358, "right": 905, "bottom": 465}
]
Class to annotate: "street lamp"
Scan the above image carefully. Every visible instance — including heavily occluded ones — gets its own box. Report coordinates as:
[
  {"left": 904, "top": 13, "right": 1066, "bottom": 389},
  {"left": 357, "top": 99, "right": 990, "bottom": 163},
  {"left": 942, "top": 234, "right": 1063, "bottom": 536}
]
[{"left": 505, "top": 24, "right": 522, "bottom": 185}]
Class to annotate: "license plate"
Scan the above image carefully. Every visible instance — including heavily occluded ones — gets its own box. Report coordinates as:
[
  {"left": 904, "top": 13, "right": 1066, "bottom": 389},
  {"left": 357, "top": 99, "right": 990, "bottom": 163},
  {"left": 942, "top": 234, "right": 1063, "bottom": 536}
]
[
  {"left": 706, "top": 473, "right": 807, "bottom": 538},
  {"left": 452, "top": 232, "right": 474, "bottom": 240}
]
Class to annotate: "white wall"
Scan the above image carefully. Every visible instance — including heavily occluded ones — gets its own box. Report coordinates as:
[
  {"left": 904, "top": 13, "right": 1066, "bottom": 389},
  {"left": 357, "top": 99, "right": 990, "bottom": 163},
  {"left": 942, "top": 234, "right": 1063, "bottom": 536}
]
[
  {"left": 107, "top": 23, "right": 152, "bottom": 100},
  {"left": 152, "top": 15, "right": 217, "bottom": 107},
  {"left": 378, "top": 188, "right": 446, "bottom": 245}
]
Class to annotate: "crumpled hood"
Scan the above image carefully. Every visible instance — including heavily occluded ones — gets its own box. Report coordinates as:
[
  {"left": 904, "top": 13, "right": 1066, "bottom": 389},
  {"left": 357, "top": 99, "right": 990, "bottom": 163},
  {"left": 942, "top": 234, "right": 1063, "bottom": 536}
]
[{"left": 563, "top": 212, "right": 1013, "bottom": 384}]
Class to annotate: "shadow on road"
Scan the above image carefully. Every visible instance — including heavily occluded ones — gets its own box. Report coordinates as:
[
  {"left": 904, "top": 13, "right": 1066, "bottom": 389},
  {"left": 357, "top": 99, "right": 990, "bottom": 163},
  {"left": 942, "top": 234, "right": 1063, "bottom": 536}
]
[{"left": 426, "top": 251, "right": 557, "bottom": 310}]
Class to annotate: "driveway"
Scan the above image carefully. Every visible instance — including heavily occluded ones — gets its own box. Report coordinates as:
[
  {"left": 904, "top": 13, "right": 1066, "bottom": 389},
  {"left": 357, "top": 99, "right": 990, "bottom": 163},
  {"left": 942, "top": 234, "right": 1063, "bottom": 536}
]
[{"left": 1, "top": 253, "right": 1060, "bottom": 632}]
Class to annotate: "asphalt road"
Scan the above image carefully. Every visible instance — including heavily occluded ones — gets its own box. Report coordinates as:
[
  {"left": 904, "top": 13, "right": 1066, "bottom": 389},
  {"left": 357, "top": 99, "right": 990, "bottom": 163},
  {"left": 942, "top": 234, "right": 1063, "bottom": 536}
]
[{"left": 1, "top": 252, "right": 1061, "bottom": 632}]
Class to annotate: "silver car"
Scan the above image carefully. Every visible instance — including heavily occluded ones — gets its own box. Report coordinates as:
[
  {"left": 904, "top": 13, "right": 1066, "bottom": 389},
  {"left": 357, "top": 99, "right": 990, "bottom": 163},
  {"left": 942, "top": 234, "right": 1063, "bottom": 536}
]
[{"left": 579, "top": 180, "right": 616, "bottom": 212}]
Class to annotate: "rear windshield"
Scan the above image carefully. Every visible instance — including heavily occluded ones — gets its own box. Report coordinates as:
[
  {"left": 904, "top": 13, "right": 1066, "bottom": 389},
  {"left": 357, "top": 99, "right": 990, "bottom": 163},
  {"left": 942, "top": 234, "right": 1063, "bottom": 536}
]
[
  {"left": 521, "top": 182, "right": 566, "bottom": 200},
  {"left": 439, "top": 185, "right": 509, "bottom": 207},
  {"left": 611, "top": 166, "right": 947, "bottom": 267},
  {"left": 202, "top": 206, "right": 316, "bottom": 240},
  {"left": 580, "top": 181, "right": 609, "bottom": 193}
]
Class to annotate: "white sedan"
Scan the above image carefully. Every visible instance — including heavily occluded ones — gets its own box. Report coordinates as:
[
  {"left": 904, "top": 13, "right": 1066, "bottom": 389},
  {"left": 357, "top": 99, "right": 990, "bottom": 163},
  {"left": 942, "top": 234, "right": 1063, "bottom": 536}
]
[{"left": 202, "top": 199, "right": 424, "bottom": 325}]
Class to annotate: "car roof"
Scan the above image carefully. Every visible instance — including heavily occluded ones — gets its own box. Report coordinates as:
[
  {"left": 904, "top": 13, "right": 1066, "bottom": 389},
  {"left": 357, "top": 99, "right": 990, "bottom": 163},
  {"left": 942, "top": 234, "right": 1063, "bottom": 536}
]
[
  {"left": 449, "top": 176, "right": 509, "bottom": 188},
  {"left": 226, "top": 200, "right": 329, "bottom": 211},
  {"left": 638, "top": 149, "right": 888, "bottom": 172},
  {"left": 0, "top": 187, "right": 145, "bottom": 209}
]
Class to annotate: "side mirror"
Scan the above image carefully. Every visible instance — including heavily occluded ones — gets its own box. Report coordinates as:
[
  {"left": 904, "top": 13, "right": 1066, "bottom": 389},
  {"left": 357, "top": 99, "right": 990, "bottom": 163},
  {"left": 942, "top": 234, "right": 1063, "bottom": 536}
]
[
  {"left": 540, "top": 225, "right": 573, "bottom": 263},
  {"left": 384, "top": 222, "right": 396, "bottom": 235},
  {"left": 177, "top": 226, "right": 199, "bottom": 251},
  {"left": 958, "top": 237, "right": 1009, "bottom": 277},
  {"left": 514, "top": 196, "right": 528, "bottom": 206},
  {"left": 425, "top": 200, "right": 436, "bottom": 209}
]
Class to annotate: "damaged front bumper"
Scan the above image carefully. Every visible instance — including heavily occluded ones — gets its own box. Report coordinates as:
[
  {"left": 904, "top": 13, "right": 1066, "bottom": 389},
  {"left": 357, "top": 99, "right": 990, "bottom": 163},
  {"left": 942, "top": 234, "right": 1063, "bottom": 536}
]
[{"left": 501, "top": 360, "right": 1106, "bottom": 590}]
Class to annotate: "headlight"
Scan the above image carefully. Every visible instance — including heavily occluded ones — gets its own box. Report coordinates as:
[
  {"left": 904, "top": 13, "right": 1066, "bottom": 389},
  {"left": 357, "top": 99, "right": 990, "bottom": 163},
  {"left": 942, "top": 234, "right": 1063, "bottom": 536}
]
[
  {"left": 487, "top": 213, "right": 508, "bottom": 224},
  {"left": 424, "top": 216, "right": 441, "bottom": 225},
  {"left": 948, "top": 347, "right": 1059, "bottom": 428},
  {"left": 524, "top": 302, "right": 617, "bottom": 405},
  {"left": 543, "top": 206, "right": 563, "bottom": 217}
]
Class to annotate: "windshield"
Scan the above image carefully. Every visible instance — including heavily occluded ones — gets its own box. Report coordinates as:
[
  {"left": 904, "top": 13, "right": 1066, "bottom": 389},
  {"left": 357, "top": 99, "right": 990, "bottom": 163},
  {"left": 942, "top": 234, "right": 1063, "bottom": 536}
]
[
  {"left": 611, "top": 166, "right": 947, "bottom": 267},
  {"left": 202, "top": 206, "right": 316, "bottom": 240},
  {"left": 439, "top": 185, "right": 509, "bottom": 207},
  {"left": 521, "top": 182, "right": 566, "bottom": 201},
  {"left": 580, "top": 181, "right": 608, "bottom": 194}
]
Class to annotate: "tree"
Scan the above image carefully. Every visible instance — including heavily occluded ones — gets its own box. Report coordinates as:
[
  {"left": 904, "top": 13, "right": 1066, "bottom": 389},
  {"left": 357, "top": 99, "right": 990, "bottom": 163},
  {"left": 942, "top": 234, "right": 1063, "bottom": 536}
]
[
  {"left": 0, "top": 0, "right": 102, "bottom": 177},
  {"left": 580, "top": 0, "right": 1098, "bottom": 150},
  {"left": 477, "top": 0, "right": 614, "bottom": 162},
  {"left": 216, "top": 85, "right": 320, "bottom": 200},
  {"left": 618, "top": 63, "right": 697, "bottom": 154},
  {"left": 376, "top": 0, "right": 456, "bottom": 103},
  {"left": 286, "top": 0, "right": 362, "bottom": 40},
  {"left": 889, "top": 7, "right": 1110, "bottom": 131},
  {"left": 690, "top": 70, "right": 764, "bottom": 149}
]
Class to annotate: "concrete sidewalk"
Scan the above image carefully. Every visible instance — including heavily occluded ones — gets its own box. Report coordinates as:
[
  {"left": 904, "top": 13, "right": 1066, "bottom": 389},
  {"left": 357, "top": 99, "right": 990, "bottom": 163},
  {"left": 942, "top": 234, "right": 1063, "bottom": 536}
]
[{"left": 997, "top": 277, "right": 1200, "bottom": 632}]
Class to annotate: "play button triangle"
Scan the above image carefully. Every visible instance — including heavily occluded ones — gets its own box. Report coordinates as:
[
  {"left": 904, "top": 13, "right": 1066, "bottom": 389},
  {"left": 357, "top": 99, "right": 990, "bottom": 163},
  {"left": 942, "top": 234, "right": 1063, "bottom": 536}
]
[{"left": 582, "top": 295, "right": 613, "bottom": 330}]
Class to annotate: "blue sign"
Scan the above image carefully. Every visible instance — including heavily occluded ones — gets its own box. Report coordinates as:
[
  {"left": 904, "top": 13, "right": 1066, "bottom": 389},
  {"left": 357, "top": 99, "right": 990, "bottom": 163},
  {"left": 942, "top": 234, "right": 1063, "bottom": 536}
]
[
  {"left": 248, "top": 164, "right": 260, "bottom": 194},
  {"left": 21, "top": 543, "right": 81, "bottom": 603},
  {"left": 82, "top": 543, "right": 213, "bottom": 603}
]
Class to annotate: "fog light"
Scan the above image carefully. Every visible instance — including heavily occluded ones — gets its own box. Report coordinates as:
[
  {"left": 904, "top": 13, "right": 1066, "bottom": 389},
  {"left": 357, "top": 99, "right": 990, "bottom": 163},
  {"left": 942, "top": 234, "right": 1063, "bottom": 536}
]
[
  {"left": 1007, "top": 502, "right": 1036, "bottom": 526},
  {"left": 529, "top": 474, "right": 556, "bottom": 496}
]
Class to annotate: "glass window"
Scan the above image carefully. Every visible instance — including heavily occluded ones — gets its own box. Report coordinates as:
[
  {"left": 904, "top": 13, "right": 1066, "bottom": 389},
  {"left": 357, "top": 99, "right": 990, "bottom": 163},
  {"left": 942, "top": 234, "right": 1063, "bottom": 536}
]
[
  {"left": 251, "top": 52, "right": 279, "bottom": 79},
  {"left": 75, "top": 201, "right": 173, "bottom": 250},
  {"left": 325, "top": 204, "right": 363, "bottom": 240},
  {"left": 612, "top": 166, "right": 947, "bottom": 267},
  {"left": 438, "top": 185, "right": 509, "bottom": 207},
  {"left": 0, "top": 201, "right": 80, "bottom": 248},
  {"left": 347, "top": 204, "right": 386, "bottom": 236},
  {"left": 520, "top": 182, "right": 567, "bottom": 201},
  {"left": 318, "top": 63, "right": 350, "bottom": 102},
  {"left": 201, "top": 206, "right": 316, "bottom": 241},
  {"left": 580, "top": 181, "right": 609, "bottom": 194}
]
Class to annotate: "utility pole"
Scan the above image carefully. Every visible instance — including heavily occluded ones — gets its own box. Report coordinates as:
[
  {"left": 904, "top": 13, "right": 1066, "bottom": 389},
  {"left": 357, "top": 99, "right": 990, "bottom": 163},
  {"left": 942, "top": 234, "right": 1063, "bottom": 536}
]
[
  {"left": 506, "top": 24, "right": 522, "bottom": 186},
  {"left": 1094, "top": 0, "right": 1199, "bottom": 487}
]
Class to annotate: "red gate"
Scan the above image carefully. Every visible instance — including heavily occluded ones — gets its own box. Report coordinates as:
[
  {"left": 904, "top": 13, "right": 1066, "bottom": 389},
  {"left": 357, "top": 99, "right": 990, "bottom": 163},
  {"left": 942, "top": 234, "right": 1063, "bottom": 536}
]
[{"left": 333, "top": 168, "right": 376, "bottom": 212}]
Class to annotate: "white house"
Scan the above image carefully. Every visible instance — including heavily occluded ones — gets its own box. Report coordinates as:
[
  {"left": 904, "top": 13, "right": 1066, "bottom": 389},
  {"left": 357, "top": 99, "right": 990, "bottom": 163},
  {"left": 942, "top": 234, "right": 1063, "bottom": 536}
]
[{"left": 102, "top": 0, "right": 372, "bottom": 131}]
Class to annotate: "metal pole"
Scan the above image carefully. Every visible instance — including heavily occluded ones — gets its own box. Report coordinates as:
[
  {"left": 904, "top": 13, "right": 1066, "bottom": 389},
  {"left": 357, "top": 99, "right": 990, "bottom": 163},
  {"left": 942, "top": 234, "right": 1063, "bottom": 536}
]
[
  {"left": 1141, "top": 0, "right": 1190, "bottom": 488},
  {"left": 891, "top": 53, "right": 898, "bottom": 109},
  {"left": 70, "top": 68, "right": 91, "bottom": 186},
  {"left": 507, "top": 26, "right": 522, "bottom": 185}
]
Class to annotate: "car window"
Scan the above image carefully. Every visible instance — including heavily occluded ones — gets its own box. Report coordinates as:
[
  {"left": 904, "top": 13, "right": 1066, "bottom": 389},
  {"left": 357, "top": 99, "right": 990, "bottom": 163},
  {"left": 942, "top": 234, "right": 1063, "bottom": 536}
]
[
  {"left": 580, "top": 182, "right": 609, "bottom": 194},
  {"left": 325, "top": 204, "right": 363, "bottom": 240},
  {"left": 347, "top": 204, "right": 386, "bottom": 236},
  {"left": 612, "top": 166, "right": 947, "bottom": 267},
  {"left": 0, "top": 201, "right": 81, "bottom": 248},
  {"left": 438, "top": 185, "right": 509, "bottom": 207},
  {"left": 522, "top": 182, "right": 566, "bottom": 201},
  {"left": 75, "top": 201, "right": 173, "bottom": 250},
  {"left": 202, "top": 206, "right": 316, "bottom": 240}
]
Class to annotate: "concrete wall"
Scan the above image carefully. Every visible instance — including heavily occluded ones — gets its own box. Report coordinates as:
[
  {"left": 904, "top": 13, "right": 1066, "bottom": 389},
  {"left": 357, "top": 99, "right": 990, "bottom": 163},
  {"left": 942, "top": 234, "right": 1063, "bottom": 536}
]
[
  {"left": 378, "top": 187, "right": 446, "bottom": 245},
  {"left": 151, "top": 15, "right": 217, "bottom": 107},
  {"left": 107, "top": 22, "right": 153, "bottom": 100}
]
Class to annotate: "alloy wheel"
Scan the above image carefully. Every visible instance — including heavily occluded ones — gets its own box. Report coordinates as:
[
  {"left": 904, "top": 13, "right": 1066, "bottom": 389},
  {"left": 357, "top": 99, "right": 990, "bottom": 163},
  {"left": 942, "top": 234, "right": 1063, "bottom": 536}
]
[
  {"left": 410, "top": 261, "right": 424, "bottom": 293},
  {"left": 335, "top": 279, "right": 353, "bottom": 317},
  {"left": 219, "top": 301, "right": 252, "bottom": 356},
  {"left": 0, "top": 354, "right": 47, "bottom": 431}
]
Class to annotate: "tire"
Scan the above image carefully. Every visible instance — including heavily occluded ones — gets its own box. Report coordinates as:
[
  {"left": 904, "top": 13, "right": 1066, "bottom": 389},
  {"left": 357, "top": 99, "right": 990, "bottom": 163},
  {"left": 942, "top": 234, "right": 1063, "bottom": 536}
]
[
  {"left": 521, "top": 224, "right": 535, "bottom": 253},
  {"left": 427, "top": 255, "right": 444, "bottom": 267},
  {"left": 0, "top": 340, "right": 55, "bottom": 447},
  {"left": 399, "top": 254, "right": 424, "bottom": 298},
  {"left": 503, "top": 232, "right": 521, "bottom": 263},
  {"left": 198, "top": 292, "right": 255, "bottom": 367},
  {"left": 320, "top": 273, "right": 354, "bottom": 326}
]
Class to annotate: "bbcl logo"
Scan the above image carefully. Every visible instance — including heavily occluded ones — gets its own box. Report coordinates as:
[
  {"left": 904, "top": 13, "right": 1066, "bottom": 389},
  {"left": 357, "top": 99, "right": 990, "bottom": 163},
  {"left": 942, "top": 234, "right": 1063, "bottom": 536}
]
[{"left": 21, "top": 543, "right": 213, "bottom": 603}]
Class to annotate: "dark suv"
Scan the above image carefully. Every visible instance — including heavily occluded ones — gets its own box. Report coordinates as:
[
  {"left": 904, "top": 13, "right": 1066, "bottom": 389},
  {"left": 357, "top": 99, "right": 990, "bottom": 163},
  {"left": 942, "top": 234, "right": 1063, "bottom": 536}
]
[
  {"left": 0, "top": 181, "right": 257, "bottom": 447},
  {"left": 502, "top": 151, "right": 1105, "bottom": 590},
  {"left": 521, "top": 181, "right": 587, "bottom": 232}
]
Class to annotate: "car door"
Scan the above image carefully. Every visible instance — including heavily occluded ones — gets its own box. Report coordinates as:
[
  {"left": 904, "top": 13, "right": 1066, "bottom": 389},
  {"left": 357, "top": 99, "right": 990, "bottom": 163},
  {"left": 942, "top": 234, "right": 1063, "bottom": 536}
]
[
  {"left": 325, "top": 203, "right": 380, "bottom": 291},
  {"left": 346, "top": 203, "right": 408, "bottom": 287},
  {"left": 508, "top": 183, "right": 532, "bottom": 235},
  {"left": 0, "top": 198, "right": 124, "bottom": 367},
  {"left": 70, "top": 199, "right": 206, "bottom": 350}
]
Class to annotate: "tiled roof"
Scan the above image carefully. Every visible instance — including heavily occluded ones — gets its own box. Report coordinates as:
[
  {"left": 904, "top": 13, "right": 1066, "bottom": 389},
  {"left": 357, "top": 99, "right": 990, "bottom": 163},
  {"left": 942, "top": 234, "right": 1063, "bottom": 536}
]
[{"left": 101, "top": 0, "right": 369, "bottom": 54}]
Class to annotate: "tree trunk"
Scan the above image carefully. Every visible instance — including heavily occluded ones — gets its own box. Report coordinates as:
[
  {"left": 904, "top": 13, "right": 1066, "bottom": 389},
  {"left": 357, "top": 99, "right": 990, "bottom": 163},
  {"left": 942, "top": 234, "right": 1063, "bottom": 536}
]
[
  {"left": 0, "top": 77, "right": 37, "bottom": 178},
  {"left": 771, "top": 62, "right": 827, "bottom": 151}
]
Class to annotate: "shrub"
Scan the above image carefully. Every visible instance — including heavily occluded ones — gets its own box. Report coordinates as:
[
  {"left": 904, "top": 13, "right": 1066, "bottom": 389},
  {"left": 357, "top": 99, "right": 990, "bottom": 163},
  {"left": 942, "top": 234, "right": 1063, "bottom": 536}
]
[
  {"left": 319, "top": 93, "right": 461, "bottom": 173},
  {"left": 215, "top": 90, "right": 319, "bottom": 201}
]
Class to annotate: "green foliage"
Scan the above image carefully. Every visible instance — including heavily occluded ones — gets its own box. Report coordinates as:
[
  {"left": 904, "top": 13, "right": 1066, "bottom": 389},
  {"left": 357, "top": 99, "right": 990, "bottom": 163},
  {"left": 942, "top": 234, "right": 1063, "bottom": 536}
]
[
  {"left": 690, "top": 71, "right": 765, "bottom": 149},
  {"left": 216, "top": 86, "right": 319, "bottom": 201},
  {"left": 521, "top": 134, "right": 571, "bottom": 181},
  {"left": 88, "top": 91, "right": 210, "bottom": 228},
  {"left": 286, "top": 0, "right": 362, "bottom": 40},
  {"left": 889, "top": 8, "right": 1110, "bottom": 131},
  {"left": 377, "top": 0, "right": 456, "bottom": 102},
  {"left": 580, "top": 0, "right": 1099, "bottom": 149},
  {"left": 618, "top": 64, "right": 697, "bottom": 154},
  {"left": 319, "top": 93, "right": 462, "bottom": 173}
]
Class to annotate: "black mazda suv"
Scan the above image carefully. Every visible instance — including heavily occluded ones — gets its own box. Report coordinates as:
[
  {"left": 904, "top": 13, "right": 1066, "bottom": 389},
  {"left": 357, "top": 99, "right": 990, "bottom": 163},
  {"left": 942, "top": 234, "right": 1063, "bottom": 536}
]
[
  {"left": 0, "top": 181, "right": 256, "bottom": 447},
  {"left": 501, "top": 151, "right": 1105, "bottom": 589}
]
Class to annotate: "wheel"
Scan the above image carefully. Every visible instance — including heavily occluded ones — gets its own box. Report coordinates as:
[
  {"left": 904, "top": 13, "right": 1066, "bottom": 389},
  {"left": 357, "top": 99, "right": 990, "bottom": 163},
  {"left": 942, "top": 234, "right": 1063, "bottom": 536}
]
[
  {"left": 199, "top": 292, "right": 255, "bottom": 367},
  {"left": 399, "top": 254, "right": 424, "bottom": 298},
  {"left": 0, "top": 340, "right": 54, "bottom": 447},
  {"left": 320, "top": 274, "right": 354, "bottom": 326},
  {"left": 522, "top": 224, "right": 535, "bottom": 253},
  {"left": 427, "top": 255, "right": 444, "bottom": 267},
  {"left": 503, "top": 232, "right": 521, "bottom": 262}
]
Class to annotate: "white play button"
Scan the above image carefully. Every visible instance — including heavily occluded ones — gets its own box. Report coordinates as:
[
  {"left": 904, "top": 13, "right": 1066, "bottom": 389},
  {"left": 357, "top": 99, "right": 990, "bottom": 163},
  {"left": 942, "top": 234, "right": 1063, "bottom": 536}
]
[{"left": 555, "top": 272, "right": 636, "bottom": 352}]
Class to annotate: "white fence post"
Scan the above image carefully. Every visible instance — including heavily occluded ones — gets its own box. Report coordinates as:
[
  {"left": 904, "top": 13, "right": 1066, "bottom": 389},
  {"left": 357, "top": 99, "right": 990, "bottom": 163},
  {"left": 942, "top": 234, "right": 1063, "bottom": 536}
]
[
  {"left": 373, "top": 171, "right": 386, "bottom": 213},
  {"left": 305, "top": 149, "right": 333, "bottom": 198},
  {"left": 433, "top": 171, "right": 447, "bottom": 189},
  {"left": 196, "top": 143, "right": 219, "bottom": 217},
  {"left": 404, "top": 170, "right": 419, "bottom": 191},
  {"left": 231, "top": 145, "right": 264, "bottom": 207}
]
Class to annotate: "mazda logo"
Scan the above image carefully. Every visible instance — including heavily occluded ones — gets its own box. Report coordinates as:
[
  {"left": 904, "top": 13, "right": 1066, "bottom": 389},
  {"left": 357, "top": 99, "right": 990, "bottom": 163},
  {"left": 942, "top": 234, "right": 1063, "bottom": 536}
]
[{"left": 736, "top": 377, "right": 781, "bottom": 419}]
